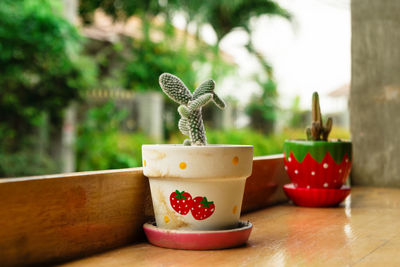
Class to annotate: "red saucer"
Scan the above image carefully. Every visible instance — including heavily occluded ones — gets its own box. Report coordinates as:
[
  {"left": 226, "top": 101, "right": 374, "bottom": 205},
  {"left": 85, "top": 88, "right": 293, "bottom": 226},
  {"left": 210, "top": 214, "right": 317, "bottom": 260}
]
[
  {"left": 143, "top": 221, "right": 252, "bottom": 250},
  {"left": 283, "top": 183, "right": 351, "bottom": 207}
]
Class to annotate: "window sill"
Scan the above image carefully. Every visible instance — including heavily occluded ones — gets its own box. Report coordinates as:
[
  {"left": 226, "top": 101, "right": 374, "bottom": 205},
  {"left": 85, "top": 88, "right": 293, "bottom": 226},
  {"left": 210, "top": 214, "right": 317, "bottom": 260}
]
[
  {"left": 0, "top": 154, "right": 289, "bottom": 266},
  {"left": 63, "top": 187, "right": 400, "bottom": 266}
]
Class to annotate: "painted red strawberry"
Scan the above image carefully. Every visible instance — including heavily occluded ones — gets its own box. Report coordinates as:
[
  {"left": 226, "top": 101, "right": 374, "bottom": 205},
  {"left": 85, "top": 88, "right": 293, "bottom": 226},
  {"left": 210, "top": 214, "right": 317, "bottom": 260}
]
[
  {"left": 191, "top": 196, "right": 215, "bottom": 220},
  {"left": 169, "top": 190, "right": 193, "bottom": 215}
]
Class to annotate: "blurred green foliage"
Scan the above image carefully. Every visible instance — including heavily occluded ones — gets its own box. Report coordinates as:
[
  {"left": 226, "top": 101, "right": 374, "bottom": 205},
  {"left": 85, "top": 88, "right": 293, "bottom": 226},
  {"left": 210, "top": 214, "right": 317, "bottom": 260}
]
[
  {"left": 0, "top": 141, "right": 58, "bottom": 177},
  {"left": 0, "top": 0, "right": 295, "bottom": 177},
  {"left": 0, "top": 0, "right": 96, "bottom": 177},
  {"left": 124, "top": 40, "right": 200, "bottom": 91},
  {"left": 79, "top": 0, "right": 164, "bottom": 25},
  {"left": 169, "top": 128, "right": 350, "bottom": 158},
  {"left": 288, "top": 95, "right": 303, "bottom": 128},
  {"left": 0, "top": 0, "right": 96, "bottom": 151},
  {"left": 246, "top": 79, "right": 278, "bottom": 134},
  {"left": 76, "top": 102, "right": 153, "bottom": 171}
]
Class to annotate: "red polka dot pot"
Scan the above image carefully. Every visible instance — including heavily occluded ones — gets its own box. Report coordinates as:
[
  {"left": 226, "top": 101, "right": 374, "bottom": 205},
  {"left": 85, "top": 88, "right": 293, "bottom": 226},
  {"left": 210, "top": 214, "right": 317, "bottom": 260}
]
[
  {"left": 283, "top": 140, "right": 352, "bottom": 189},
  {"left": 142, "top": 145, "right": 253, "bottom": 231}
]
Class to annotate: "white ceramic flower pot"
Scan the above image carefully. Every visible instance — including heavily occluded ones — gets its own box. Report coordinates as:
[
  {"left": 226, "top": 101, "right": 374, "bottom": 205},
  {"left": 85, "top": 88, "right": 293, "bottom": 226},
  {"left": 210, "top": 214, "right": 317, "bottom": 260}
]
[{"left": 142, "top": 144, "right": 253, "bottom": 230}]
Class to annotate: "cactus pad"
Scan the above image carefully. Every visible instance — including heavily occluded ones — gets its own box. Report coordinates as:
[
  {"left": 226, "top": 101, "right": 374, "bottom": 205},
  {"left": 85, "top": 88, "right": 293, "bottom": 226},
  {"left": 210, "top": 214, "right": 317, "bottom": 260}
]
[{"left": 159, "top": 73, "right": 225, "bottom": 146}]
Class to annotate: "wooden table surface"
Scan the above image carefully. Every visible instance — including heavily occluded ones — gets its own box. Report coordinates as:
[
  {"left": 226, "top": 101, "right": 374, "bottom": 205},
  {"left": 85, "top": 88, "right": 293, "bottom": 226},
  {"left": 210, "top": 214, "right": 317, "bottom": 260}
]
[{"left": 63, "top": 187, "right": 400, "bottom": 267}]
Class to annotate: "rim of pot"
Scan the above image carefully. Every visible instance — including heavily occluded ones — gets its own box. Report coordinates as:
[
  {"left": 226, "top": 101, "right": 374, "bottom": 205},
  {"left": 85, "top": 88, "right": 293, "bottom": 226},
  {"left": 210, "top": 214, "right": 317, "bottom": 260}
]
[
  {"left": 284, "top": 139, "right": 352, "bottom": 145},
  {"left": 143, "top": 144, "right": 253, "bottom": 148}
]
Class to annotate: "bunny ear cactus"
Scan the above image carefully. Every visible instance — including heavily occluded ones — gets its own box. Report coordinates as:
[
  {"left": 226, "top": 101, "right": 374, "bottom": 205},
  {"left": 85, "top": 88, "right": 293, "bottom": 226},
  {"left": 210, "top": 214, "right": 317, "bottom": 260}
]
[
  {"left": 159, "top": 73, "right": 225, "bottom": 146},
  {"left": 305, "top": 92, "right": 333, "bottom": 141}
]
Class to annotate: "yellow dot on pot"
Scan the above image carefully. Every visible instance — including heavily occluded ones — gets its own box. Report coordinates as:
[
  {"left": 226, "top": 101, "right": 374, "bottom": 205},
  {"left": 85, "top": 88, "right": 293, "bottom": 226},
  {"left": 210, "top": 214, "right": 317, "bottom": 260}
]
[
  {"left": 232, "top": 205, "right": 238, "bottom": 214},
  {"left": 232, "top": 156, "right": 239, "bottom": 165},
  {"left": 143, "top": 160, "right": 147, "bottom": 167},
  {"left": 179, "top": 162, "right": 187, "bottom": 169},
  {"left": 164, "top": 216, "right": 170, "bottom": 223}
]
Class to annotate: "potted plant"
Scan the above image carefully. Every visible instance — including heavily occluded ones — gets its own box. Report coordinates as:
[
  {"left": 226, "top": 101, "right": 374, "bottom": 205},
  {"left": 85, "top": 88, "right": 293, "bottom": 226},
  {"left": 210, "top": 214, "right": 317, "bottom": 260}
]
[
  {"left": 142, "top": 73, "right": 253, "bottom": 232},
  {"left": 283, "top": 92, "right": 352, "bottom": 207}
]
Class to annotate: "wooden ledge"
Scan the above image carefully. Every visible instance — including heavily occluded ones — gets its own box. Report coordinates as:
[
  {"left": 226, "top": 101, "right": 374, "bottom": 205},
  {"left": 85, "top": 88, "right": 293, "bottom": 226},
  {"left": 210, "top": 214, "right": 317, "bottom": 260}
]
[
  {"left": 0, "top": 155, "right": 289, "bottom": 266},
  {"left": 62, "top": 187, "right": 400, "bottom": 267}
]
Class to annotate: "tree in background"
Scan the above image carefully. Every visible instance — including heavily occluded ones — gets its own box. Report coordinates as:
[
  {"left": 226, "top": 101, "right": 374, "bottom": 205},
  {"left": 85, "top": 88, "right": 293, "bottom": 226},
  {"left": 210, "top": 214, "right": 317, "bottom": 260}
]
[
  {"left": 0, "top": 0, "right": 293, "bottom": 176},
  {"left": 288, "top": 95, "right": 308, "bottom": 129},
  {"left": 79, "top": 0, "right": 291, "bottom": 84},
  {"left": 200, "top": 0, "right": 291, "bottom": 47},
  {"left": 0, "top": 0, "right": 96, "bottom": 176},
  {"left": 76, "top": 101, "right": 153, "bottom": 171},
  {"left": 171, "top": 0, "right": 291, "bottom": 132},
  {"left": 188, "top": 0, "right": 291, "bottom": 78},
  {"left": 246, "top": 79, "right": 278, "bottom": 134},
  {"left": 201, "top": 0, "right": 290, "bottom": 132},
  {"left": 79, "top": 0, "right": 169, "bottom": 42},
  {"left": 123, "top": 40, "right": 200, "bottom": 91},
  {"left": 245, "top": 47, "right": 279, "bottom": 134}
]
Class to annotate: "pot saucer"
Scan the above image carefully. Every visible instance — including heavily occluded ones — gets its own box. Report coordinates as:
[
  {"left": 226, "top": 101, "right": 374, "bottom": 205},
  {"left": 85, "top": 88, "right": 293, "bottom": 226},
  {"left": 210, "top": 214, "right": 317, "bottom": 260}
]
[
  {"left": 283, "top": 183, "right": 351, "bottom": 207},
  {"left": 143, "top": 220, "right": 252, "bottom": 250}
]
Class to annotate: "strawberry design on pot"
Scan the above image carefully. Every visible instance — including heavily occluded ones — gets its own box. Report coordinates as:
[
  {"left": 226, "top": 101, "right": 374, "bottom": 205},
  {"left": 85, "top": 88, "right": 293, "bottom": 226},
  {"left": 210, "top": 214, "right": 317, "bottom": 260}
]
[
  {"left": 283, "top": 149, "right": 351, "bottom": 189},
  {"left": 170, "top": 190, "right": 193, "bottom": 215},
  {"left": 283, "top": 92, "right": 352, "bottom": 190},
  {"left": 191, "top": 196, "right": 215, "bottom": 220}
]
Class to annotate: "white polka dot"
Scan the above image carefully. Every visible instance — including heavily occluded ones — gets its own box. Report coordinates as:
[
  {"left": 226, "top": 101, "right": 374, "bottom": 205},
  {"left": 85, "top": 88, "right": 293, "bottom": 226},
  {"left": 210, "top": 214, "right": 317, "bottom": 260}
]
[
  {"left": 183, "top": 200, "right": 185, "bottom": 203},
  {"left": 173, "top": 205, "right": 175, "bottom": 207},
  {"left": 294, "top": 170, "right": 298, "bottom": 174},
  {"left": 311, "top": 171, "right": 315, "bottom": 176},
  {"left": 346, "top": 159, "right": 349, "bottom": 163},
  {"left": 339, "top": 169, "right": 342, "bottom": 173},
  {"left": 185, "top": 205, "right": 188, "bottom": 207},
  {"left": 323, "top": 182, "right": 329, "bottom": 187},
  {"left": 198, "top": 205, "right": 201, "bottom": 208},
  {"left": 285, "top": 166, "right": 288, "bottom": 171},
  {"left": 323, "top": 163, "right": 329, "bottom": 169},
  {"left": 211, "top": 209, "right": 214, "bottom": 212},
  {"left": 307, "top": 185, "right": 310, "bottom": 189},
  {"left": 205, "top": 209, "right": 207, "bottom": 211},
  {"left": 188, "top": 197, "right": 191, "bottom": 200},
  {"left": 288, "top": 157, "right": 292, "bottom": 162},
  {"left": 177, "top": 200, "right": 179, "bottom": 203}
]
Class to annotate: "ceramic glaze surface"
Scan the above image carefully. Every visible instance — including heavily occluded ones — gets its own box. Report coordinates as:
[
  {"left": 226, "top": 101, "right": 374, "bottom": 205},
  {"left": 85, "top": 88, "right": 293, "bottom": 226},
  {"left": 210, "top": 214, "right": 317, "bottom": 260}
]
[
  {"left": 283, "top": 183, "right": 351, "bottom": 207},
  {"left": 143, "top": 221, "right": 253, "bottom": 250},
  {"left": 149, "top": 178, "right": 246, "bottom": 230},
  {"left": 283, "top": 140, "right": 352, "bottom": 164},
  {"left": 142, "top": 145, "right": 253, "bottom": 230},
  {"left": 142, "top": 145, "right": 253, "bottom": 179},
  {"left": 283, "top": 140, "right": 352, "bottom": 189}
]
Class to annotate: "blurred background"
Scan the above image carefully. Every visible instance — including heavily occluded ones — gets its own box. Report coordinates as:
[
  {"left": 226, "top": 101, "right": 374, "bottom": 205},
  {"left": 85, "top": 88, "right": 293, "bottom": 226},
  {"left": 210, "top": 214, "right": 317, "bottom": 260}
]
[{"left": 0, "top": 0, "right": 350, "bottom": 177}]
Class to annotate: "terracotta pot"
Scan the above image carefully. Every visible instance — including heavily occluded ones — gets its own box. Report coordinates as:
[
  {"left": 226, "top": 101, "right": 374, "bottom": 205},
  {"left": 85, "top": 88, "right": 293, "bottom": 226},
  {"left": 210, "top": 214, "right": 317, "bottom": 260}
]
[
  {"left": 283, "top": 140, "right": 352, "bottom": 189},
  {"left": 142, "top": 144, "right": 253, "bottom": 230}
]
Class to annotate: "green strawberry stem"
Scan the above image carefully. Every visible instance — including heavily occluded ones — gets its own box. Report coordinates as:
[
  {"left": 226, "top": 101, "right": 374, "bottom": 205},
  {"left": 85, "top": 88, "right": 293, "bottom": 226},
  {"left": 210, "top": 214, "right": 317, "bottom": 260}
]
[
  {"left": 174, "top": 190, "right": 187, "bottom": 200},
  {"left": 200, "top": 197, "right": 214, "bottom": 208}
]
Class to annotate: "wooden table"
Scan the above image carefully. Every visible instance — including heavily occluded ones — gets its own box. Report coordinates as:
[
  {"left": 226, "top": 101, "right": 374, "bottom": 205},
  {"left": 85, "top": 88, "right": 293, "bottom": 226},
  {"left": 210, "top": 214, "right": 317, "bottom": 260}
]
[{"left": 62, "top": 187, "right": 400, "bottom": 266}]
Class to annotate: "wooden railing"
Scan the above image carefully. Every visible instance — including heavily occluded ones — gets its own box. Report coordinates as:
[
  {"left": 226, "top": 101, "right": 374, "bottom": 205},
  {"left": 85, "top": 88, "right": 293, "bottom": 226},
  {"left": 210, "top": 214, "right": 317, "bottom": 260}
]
[{"left": 0, "top": 155, "right": 289, "bottom": 266}]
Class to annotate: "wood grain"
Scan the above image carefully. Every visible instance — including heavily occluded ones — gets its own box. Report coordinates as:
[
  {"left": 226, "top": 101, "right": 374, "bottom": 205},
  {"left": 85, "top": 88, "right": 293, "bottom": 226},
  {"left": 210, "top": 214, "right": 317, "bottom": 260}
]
[
  {"left": 0, "top": 156, "right": 288, "bottom": 266},
  {"left": 0, "top": 169, "right": 150, "bottom": 266},
  {"left": 63, "top": 187, "right": 400, "bottom": 267}
]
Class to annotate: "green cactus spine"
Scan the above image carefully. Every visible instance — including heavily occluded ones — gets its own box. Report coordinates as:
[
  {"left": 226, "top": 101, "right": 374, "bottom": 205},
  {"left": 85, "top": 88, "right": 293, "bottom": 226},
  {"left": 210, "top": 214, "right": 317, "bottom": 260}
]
[
  {"left": 159, "top": 73, "right": 225, "bottom": 146},
  {"left": 306, "top": 92, "right": 333, "bottom": 141}
]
